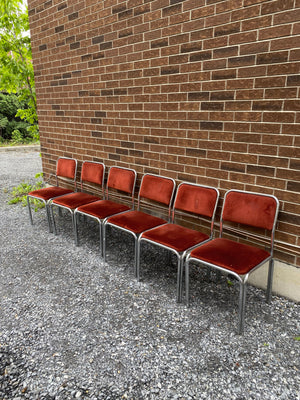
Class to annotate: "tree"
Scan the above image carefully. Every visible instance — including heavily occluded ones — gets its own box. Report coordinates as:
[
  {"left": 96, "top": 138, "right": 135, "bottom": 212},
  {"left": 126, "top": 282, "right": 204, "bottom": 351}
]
[{"left": 0, "top": 0, "right": 38, "bottom": 139}]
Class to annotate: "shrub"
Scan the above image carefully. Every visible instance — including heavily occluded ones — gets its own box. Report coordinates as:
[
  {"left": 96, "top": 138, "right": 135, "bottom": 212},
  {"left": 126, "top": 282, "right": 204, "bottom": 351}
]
[{"left": 0, "top": 92, "right": 33, "bottom": 142}]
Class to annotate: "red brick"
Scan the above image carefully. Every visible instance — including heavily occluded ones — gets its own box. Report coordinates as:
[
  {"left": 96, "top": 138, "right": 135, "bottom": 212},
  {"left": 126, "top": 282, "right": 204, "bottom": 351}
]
[
  {"left": 259, "top": 24, "right": 292, "bottom": 41},
  {"left": 271, "top": 36, "right": 300, "bottom": 51},
  {"left": 242, "top": 15, "right": 272, "bottom": 31},
  {"left": 261, "top": 0, "right": 294, "bottom": 15}
]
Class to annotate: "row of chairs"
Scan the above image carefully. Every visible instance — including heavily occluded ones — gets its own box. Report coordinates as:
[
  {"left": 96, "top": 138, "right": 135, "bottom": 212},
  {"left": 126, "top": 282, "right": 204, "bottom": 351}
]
[{"left": 27, "top": 157, "right": 279, "bottom": 334}]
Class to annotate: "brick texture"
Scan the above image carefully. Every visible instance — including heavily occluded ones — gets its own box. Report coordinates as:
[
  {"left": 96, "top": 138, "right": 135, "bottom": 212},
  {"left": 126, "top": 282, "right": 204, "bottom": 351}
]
[{"left": 28, "top": 0, "right": 300, "bottom": 266}]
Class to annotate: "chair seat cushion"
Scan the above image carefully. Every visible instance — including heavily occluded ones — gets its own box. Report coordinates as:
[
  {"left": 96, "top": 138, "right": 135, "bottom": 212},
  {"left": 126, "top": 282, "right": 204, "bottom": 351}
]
[
  {"left": 190, "top": 238, "right": 270, "bottom": 275},
  {"left": 28, "top": 186, "right": 73, "bottom": 201},
  {"left": 107, "top": 210, "right": 166, "bottom": 234},
  {"left": 52, "top": 192, "right": 100, "bottom": 209},
  {"left": 142, "top": 223, "right": 209, "bottom": 253},
  {"left": 76, "top": 200, "right": 131, "bottom": 219}
]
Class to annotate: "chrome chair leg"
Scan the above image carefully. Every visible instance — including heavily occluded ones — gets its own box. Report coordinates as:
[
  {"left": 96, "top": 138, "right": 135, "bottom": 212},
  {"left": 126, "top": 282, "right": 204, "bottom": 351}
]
[
  {"left": 266, "top": 258, "right": 274, "bottom": 304},
  {"left": 238, "top": 281, "right": 247, "bottom": 335},
  {"left": 135, "top": 235, "right": 141, "bottom": 280},
  {"left": 103, "top": 223, "right": 107, "bottom": 262},
  {"left": 45, "top": 204, "right": 53, "bottom": 233},
  {"left": 176, "top": 257, "right": 183, "bottom": 303},
  {"left": 185, "top": 259, "right": 190, "bottom": 307},
  {"left": 74, "top": 212, "right": 79, "bottom": 246},
  {"left": 71, "top": 212, "right": 77, "bottom": 242},
  {"left": 99, "top": 221, "right": 103, "bottom": 257},
  {"left": 50, "top": 204, "right": 57, "bottom": 235},
  {"left": 27, "top": 196, "right": 33, "bottom": 225}
]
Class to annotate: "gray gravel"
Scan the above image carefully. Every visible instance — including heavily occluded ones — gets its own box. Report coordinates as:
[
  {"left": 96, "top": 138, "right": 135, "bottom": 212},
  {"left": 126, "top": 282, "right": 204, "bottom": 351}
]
[{"left": 0, "top": 149, "right": 299, "bottom": 400}]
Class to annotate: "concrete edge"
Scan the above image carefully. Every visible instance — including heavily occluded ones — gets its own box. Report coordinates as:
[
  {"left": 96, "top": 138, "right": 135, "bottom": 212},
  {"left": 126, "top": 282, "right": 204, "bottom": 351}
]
[
  {"left": 0, "top": 144, "right": 40, "bottom": 152},
  {"left": 249, "top": 260, "right": 300, "bottom": 303}
]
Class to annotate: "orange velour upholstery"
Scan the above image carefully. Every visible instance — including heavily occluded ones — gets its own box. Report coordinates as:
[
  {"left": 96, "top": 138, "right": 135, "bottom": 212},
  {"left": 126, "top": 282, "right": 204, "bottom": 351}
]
[
  {"left": 222, "top": 191, "right": 278, "bottom": 230},
  {"left": 107, "top": 210, "right": 167, "bottom": 234},
  {"left": 76, "top": 200, "right": 130, "bottom": 219},
  {"left": 81, "top": 161, "right": 104, "bottom": 185},
  {"left": 52, "top": 192, "right": 100, "bottom": 209},
  {"left": 107, "top": 167, "right": 136, "bottom": 193},
  {"left": 139, "top": 174, "right": 175, "bottom": 205},
  {"left": 56, "top": 158, "right": 77, "bottom": 179},
  {"left": 28, "top": 186, "right": 73, "bottom": 201},
  {"left": 174, "top": 183, "right": 219, "bottom": 217},
  {"left": 190, "top": 237, "right": 270, "bottom": 275},
  {"left": 142, "top": 224, "right": 209, "bottom": 253}
]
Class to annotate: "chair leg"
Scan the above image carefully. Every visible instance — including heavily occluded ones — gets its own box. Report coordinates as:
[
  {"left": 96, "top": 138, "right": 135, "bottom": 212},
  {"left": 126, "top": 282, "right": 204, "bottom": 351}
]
[
  {"left": 71, "top": 211, "right": 77, "bottom": 242},
  {"left": 50, "top": 204, "right": 57, "bottom": 235},
  {"left": 135, "top": 235, "right": 141, "bottom": 280},
  {"left": 238, "top": 282, "right": 247, "bottom": 335},
  {"left": 266, "top": 258, "right": 274, "bottom": 304},
  {"left": 103, "top": 223, "right": 107, "bottom": 262},
  {"left": 45, "top": 204, "right": 53, "bottom": 233},
  {"left": 176, "top": 257, "right": 183, "bottom": 303},
  {"left": 27, "top": 196, "right": 33, "bottom": 225},
  {"left": 99, "top": 221, "right": 103, "bottom": 257},
  {"left": 74, "top": 212, "right": 79, "bottom": 246},
  {"left": 185, "top": 259, "right": 190, "bottom": 307}
]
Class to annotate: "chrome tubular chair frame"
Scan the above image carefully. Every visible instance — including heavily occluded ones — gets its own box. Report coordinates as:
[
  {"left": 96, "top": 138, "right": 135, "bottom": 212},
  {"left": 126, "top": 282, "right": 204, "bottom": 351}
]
[
  {"left": 136, "top": 182, "right": 220, "bottom": 302},
  {"left": 104, "top": 173, "right": 176, "bottom": 275},
  {"left": 27, "top": 157, "right": 78, "bottom": 232},
  {"left": 185, "top": 189, "right": 279, "bottom": 335},
  {"left": 50, "top": 161, "right": 105, "bottom": 238},
  {"left": 74, "top": 166, "right": 137, "bottom": 256}
]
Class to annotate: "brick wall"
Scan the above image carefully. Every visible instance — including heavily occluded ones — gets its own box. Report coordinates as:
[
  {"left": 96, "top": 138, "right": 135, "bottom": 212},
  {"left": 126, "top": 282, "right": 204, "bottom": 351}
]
[{"left": 27, "top": 0, "right": 300, "bottom": 266}]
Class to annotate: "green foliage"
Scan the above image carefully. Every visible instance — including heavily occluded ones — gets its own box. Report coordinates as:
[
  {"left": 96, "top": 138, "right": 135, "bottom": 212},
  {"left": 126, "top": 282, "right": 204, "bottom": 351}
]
[
  {"left": 294, "top": 336, "right": 300, "bottom": 341},
  {"left": 0, "top": 92, "right": 32, "bottom": 141},
  {"left": 227, "top": 279, "right": 234, "bottom": 287},
  {"left": 0, "top": 0, "right": 38, "bottom": 140},
  {"left": 8, "top": 172, "right": 44, "bottom": 211}
]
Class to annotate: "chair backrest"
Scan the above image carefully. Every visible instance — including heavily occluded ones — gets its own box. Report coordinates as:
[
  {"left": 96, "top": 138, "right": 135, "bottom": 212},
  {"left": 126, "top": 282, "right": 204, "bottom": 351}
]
[
  {"left": 138, "top": 174, "right": 176, "bottom": 217},
  {"left": 174, "top": 183, "right": 219, "bottom": 218},
  {"left": 173, "top": 183, "right": 219, "bottom": 233},
  {"left": 221, "top": 189, "right": 279, "bottom": 250},
  {"left": 106, "top": 166, "right": 137, "bottom": 204},
  {"left": 55, "top": 157, "right": 77, "bottom": 183},
  {"left": 80, "top": 161, "right": 105, "bottom": 186}
]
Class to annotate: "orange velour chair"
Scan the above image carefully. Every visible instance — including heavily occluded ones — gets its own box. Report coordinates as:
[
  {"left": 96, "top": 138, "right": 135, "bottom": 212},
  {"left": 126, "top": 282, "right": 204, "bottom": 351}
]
[
  {"left": 136, "top": 182, "right": 219, "bottom": 302},
  {"left": 74, "top": 166, "right": 137, "bottom": 256},
  {"left": 185, "top": 189, "right": 279, "bottom": 334},
  {"left": 104, "top": 173, "right": 176, "bottom": 275},
  {"left": 50, "top": 161, "right": 105, "bottom": 239},
  {"left": 27, "top": 157, "right": 77, "bottom": 232}
]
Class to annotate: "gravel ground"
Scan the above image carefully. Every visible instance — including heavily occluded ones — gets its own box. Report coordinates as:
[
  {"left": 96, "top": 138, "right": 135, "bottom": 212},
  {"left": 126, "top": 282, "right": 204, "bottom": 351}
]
[{"left": 0, "top": 149, "right": 299, "bottom": 400}]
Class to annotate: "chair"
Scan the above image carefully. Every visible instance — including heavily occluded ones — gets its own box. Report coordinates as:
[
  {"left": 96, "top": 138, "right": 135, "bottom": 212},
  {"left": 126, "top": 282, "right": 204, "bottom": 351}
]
[
  {"left": 50, "top": 161, "right": 105, "bottom": 238},
  {"left": 27, "top": 157, "right": 77, "bottom": 232},
  {"left": 104, "top": 173, "right": 176, "bottom": 275},
  {"left": 185, "top": 189, "right": 279, "bottom": 334},
  {"left": 137, "top": 182, "right": 219, "bottom": 302},
  {"left": 74, "top": 166, "right": 137, "bottom": 255}
]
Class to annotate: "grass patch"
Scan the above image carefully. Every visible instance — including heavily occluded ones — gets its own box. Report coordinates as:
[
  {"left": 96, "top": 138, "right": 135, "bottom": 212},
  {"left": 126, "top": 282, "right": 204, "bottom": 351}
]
[{"left": 8, "top": 172, "right": 44, "bottom": 211}]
